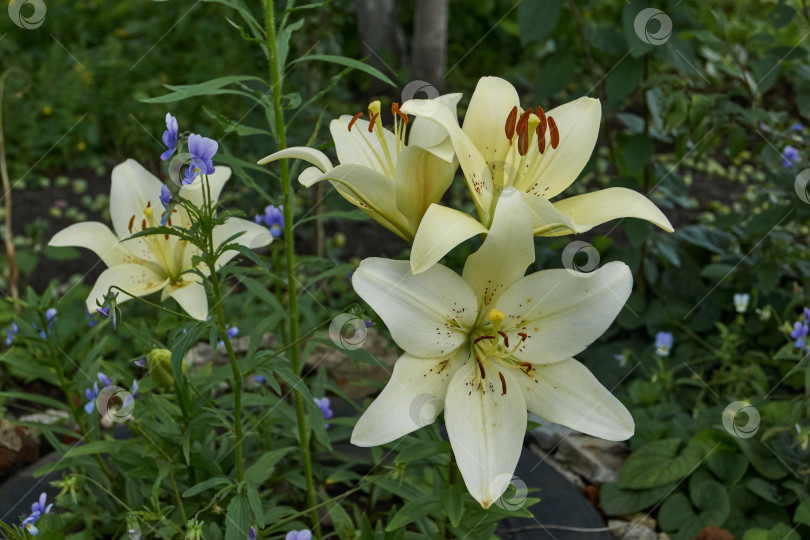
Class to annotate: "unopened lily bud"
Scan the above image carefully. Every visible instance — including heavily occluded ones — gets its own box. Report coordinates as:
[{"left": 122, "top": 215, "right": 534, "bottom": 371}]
[{"left": 146, "top": 348, "right": 185, "bottom": 388}]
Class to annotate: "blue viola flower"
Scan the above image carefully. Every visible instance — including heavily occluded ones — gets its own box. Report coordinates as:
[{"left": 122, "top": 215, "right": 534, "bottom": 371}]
[
  {"left": 123, "top": 379, "right": 139, "bottom": 409},
  {"left": 654, "top": 331, "right": 674, "bottom": 357},
  {"left": 217, "top": 326, "right": 239, "bottom": 347},
  {"left": 134, "top": 357, "right": 146, "bottom": 368},
  {"left": 84, "top": 382, "right": 100, "bottom": 414},
  {"left": 85, "top": 308, "right": 98, "bottom": 328},
  {"left": 161, "top": 113, "right": 179, "bottom": 161},
  {"left": 783, "top": 145, "right": 799, "bottom": 169},
  {"left": 98, "top": 372, "right": 112, "bottom": 387},
  {"left": 183, "top": 134, "right": 218, "bottom": 184},
  {"left": 791, "top": 320, "right": 809, "bottom": 351},
  {"left": 314, "top": 397, "right": 334, "bottom": 429},
  {"left": 791, "top": 123, "right": 804, "bottom": 131},
  {"left": 159, "top": 185, "right": 172, "bottom": 226},
  {"left": 22, "top": 492, "right": 53, "bottom": 536},
  {"left": 4, "top": 322, "right": 18, "bottom": 345},
  {"left": 248, "top": 527, "right": 257, "bottom": 540},
  {"left": 97, "top": 305, "right": 117, "bottom": 330},
  {"left": 286, "top": 530, "right": 312, "bottom": 540},
  {"left": 34, "top": 308, "right": 58, "bottom": 339},
  {"left": 256, "top": 205, "right": 284, "bottom": 237}
]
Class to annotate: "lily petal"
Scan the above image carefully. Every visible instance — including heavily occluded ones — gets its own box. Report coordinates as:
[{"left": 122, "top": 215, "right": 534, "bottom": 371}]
[
  {"left": 549, "top": 187, "right": 674, "bottom": 235},
  {"left": 86, "top": 264, "right": 169, "bottom": 313},
  {"left": 162, "top": 280, "right": 208, "bottom": 320},
  {"left": 523, "top": 358, "right": 634, "bottom": 441},
  {"left": 410, "top": 204, "right": 489, "bottom": 275},
  {"left": 522, "top": 97, "right": 601, "bottom": 199},
  {"left": 401, "top": 99, "right": 494, "bottom": 219},
  {"left": 352, "top": 258, "right": 477, "bottom": 358},
  {"left": 110, "top": 160, "right": 164, "bottom": 239},
  {"left": 257, "top": 146, "right": 334, "bottom": 173},
  {"left": 445, "top": 364, "right": 526, "bottom": 509},
  {"left": 330, "top": 116, "right": 397, "bottom": 177},
  {"left": 109, "top": 160, "right": 164, "bottom": 263},
  {"left": 521, "top": 192, "right": 578, "bottom": 236},
  {"left": 409, "top": 92, "right": 463, "bottom": 151},
  {"left": 49, "top": 222, "right": 144, "bottom": 267},
  {"left": 180, "top": 166, "right": 232, "bottom": 208},
  {"left": 462, "top": 189, "right": 534, "bottom": 307},
  {"left": 303, "top": 163, "right": 411, "bottom": 240},
  {"left": 351, "top": 351, "right": 465, "bottom": 446},
  {"left": 395, "top": 145, "right": 457, "bottom": 233},
  {"left": 461, "top": 76, "right": 521, "bottom": 187},
  {"left": 496, "top": 261, "right": 632, "bottom": 365},
  {"left": 212, "top": 217, "right": 274, "bottom": 268}
]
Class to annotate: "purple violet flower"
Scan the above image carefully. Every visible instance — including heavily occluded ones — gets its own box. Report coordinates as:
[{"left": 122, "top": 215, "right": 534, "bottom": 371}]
[{"left": 161, "top": 113, "right": 179, "bottom": 161}]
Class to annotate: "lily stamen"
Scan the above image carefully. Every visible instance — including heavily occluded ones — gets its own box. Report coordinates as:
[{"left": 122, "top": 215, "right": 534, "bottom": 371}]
[
  {"left": 548, "top": 116, "right": 559, "bottom": 149},
  {"left": 497, "top": 330, "right": 509, "bottom": 348},
  {"left": 348, "top": 112, "right": 364, "bottom": 132},
  {"left": 476, "top": 356, "right": 486, "bottom": 379},
  {"left": 474, "top": 334, "right": 496, "bottom": 344},
  {"left": 505, "top": 106, "right": 518, "bottom": 142},
  {"left": 498, "top": 371, "right": 507, "bottom": 395}
]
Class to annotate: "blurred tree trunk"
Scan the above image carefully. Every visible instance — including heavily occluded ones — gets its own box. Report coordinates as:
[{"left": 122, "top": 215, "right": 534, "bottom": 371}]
[
  {"left": 355, "top": 0, "right": 407, "bottom": 92},
  {"left": 411, "top": 0, "right": 448, "bottom": 91}
]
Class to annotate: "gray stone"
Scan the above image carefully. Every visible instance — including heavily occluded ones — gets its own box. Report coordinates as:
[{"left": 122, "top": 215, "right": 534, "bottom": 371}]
[
  {"left": 608, "top": 519, "right": 657, "bottom": 540},
  {"left": 529, "top": 420, "right": 574, "bottom": 451},
  {"left": 554, "top": 434, "right": 628, "bottom": 485}
]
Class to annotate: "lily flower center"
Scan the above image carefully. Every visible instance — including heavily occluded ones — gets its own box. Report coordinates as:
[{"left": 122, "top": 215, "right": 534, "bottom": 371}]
[
  {"left": 127, "top": 202, "right": 183, "bottom": 280},
  {"left": 501, "top": 105, "right": 560, "bottom": 193},
  {"left": 346, "top": 100, "right": 409, "bottom": 179},
  {"left": 467, "top": 309, "right": 535, "bottom": 396}
]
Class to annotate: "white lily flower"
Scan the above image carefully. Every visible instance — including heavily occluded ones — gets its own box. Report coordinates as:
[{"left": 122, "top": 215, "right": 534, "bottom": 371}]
[
  {"left": 350, "top": 189, "right": 634, "bottom": 509},
  {"left": 49, "top": 159, "right": 273, "bottom": 320},
  {"left": 400, "top": 76, "right": 674, "bottom": 273},
  {"left": 257, "top": 94, "right": 462, "bottom": 241}
]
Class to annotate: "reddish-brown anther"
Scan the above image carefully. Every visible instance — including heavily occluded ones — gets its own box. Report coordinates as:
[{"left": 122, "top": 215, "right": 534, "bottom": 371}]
[
  {"left": 391, "top": 102, "right": 408, "bottom": 123},
  {"left": 504, "top": 106, "right": 518, "bottom": 140},
  {"left": 517, "top": 123, "right": 530, "bottom": 156},
  {"left": 476, "top": 357, "right": 486, "bottom": 379},
  {"left": 515, "top": 108, "right": 534, "bottom": 134},
  {"left": 367, "top": 111, "right": 380, "bottom": 133},
  {"left": 348, "top": 112, "right": 364, "bottom": 132},
  {"left": 498, "top": 330, "right": 509, "bottom": 348},
  {"left": 548, "top": 116, "right": 560, "bottom": 149}
]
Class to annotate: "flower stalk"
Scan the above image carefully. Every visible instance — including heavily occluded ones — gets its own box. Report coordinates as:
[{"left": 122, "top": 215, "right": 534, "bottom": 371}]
[{"left": 264, "top": 1, "right": 320, "bottom": 535}]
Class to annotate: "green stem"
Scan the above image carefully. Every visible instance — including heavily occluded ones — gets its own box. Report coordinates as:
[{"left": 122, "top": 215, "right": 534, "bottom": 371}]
[
  {"left": 209, "top": 267, "right": 244, "bottom": 482},
  {"left": 264, "top": 1, "right": 320, "bottom": 536},
  {"left": 204, "top": 172, "right": 244, "bottom": 484}
]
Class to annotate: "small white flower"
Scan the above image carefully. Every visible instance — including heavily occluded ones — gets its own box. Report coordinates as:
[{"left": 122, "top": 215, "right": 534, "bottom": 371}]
[{"left": 733, "top": 292, "right": 750, "bottom": 313}]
